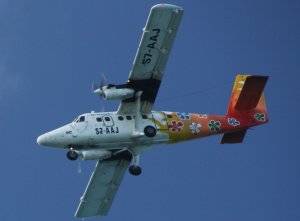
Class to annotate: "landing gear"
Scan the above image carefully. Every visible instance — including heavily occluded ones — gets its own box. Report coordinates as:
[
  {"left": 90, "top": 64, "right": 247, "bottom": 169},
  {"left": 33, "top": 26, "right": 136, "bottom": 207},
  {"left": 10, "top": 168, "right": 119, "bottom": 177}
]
[
  {"left": 144, "top": 125, "right": 157, "bottom": 137},
  {"left": 128, "top": 153, "right": 142, "bottom": 176},
  {"left": 66, "top": 150, "right": 78, "bottom": 161},
  {"left": 129, "top": 165, "right": 142, "bottom": 176}
]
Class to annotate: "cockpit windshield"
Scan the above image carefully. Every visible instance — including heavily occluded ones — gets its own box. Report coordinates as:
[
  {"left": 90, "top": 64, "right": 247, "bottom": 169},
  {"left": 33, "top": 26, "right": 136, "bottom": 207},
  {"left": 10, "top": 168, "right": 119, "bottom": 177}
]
[
  {"left": 72, "top": 115, "right": 85, "bottom": 123},
  {"left": 78, "top": 116, "right": 85, "bottom": 122}
]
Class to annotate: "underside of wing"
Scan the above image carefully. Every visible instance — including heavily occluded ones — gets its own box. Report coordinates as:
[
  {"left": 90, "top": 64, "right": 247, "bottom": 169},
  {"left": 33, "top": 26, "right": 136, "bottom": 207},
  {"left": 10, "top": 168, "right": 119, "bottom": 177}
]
[
  {"left": 75, "top": 152, "right": 132, "bottom": 218},
  {"left": 118, "top": 4, "right": 183, "bottom": 114}
]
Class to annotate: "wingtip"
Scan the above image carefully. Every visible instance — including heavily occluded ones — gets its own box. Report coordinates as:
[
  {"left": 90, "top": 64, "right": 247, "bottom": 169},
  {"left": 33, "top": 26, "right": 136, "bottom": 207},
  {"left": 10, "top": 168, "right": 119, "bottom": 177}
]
[{"left": 151, "top": 3, "right": 183, "bottom": 12}]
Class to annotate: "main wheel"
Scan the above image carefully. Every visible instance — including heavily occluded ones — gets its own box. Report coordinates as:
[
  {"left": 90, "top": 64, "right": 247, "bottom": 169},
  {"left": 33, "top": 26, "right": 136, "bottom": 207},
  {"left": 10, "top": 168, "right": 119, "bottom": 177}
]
[
  {"left": 144, "top": 125, "right": 157, "bottom": 137},
  {"left": 66, "top": 150, "right": 78, "bottom": 161},
  {"left": 129, "top": 165, "right": 142, "bottom": 176}
]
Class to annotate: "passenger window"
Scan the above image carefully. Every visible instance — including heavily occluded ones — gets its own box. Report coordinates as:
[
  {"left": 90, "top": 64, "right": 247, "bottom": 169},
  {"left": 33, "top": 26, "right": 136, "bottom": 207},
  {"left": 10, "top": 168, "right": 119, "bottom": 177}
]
[
  {"left": 126, "top": 116, "right": 132, "bottom": 120},
  {"left": 96, "top": 117, "right": 102, "bottom": 122},
  {"left": 77, "top": 116, "right": 85, "bottom": 122},
  {"left": 118, "top": 116, "right": 124, "bottom": 121},
  {"left": 167, "top": 114, "right": 172, "bottom": 118},
  {"left": 142, "top": 115, "right": 148, "bottom": 119},
  {"left": 104, "top": 117, "right": 110, "bottom": 121}
]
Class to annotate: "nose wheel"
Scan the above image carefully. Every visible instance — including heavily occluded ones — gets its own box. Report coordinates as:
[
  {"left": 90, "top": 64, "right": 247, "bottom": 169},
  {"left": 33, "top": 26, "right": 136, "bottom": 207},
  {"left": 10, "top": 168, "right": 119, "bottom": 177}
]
[{"left": 66, "top": 150, "right": 78, "bottom": 161}]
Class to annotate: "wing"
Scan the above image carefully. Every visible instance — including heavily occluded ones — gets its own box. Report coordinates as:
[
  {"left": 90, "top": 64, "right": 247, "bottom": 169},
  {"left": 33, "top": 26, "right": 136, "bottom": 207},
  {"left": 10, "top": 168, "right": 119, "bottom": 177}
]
[
  {"left": 75, "top": 153, "right": 131, "bottom": 218},
  {"left": 118, "top": 4, "right": 183, "bottom": 114}
]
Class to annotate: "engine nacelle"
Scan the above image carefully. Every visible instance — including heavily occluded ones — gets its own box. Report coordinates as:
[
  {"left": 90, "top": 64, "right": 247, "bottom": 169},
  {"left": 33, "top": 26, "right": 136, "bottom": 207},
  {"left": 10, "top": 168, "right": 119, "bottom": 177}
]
[
  {"left": 77, "top": 149, "right": 112, "bottom": 160},
  {"left": 102, "top": 87, "right": 134, "bottom": 100}
]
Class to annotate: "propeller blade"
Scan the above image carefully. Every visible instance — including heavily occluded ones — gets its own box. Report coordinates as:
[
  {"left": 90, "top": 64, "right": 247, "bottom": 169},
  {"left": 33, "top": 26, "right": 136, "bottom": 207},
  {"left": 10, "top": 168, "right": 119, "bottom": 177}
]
[
  {"left": 77, "top": 161, "right": 82, "bottom": 174},
  {"left": 91, "top": 81, "right": 98, "bottom": 92},
  {"left": 101, "top": 99, "right": 105, "bottom": 112},
  {"left": 100, "top": 73, "right": 107, "bottom": 88}
]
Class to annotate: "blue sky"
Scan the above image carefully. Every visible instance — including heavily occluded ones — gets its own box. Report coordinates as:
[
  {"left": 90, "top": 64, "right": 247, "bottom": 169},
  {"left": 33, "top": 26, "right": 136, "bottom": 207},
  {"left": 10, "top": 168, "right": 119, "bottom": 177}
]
[{"left": 1, "top": 0, "right": 300, "bottom": 220}]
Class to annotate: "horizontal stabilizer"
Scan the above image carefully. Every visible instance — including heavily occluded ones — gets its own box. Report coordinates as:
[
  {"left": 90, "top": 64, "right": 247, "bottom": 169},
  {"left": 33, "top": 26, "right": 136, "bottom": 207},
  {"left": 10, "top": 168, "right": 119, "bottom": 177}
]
[{"left": 221, "top": 129, "right": 247, "bottom": 144}]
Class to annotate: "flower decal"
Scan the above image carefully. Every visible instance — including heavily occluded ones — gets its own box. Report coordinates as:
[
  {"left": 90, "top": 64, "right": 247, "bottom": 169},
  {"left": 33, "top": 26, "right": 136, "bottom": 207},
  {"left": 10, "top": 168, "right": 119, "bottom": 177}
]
[
  {"left": 177, "top": 112, "right": 190, "bottom": 120},
  {"left": 254, "top": 113, "right": 266, "bottom": 122},
  {"left": 208, "top": 120, "right": 221, "bottom": 132},
  {"left": 168, "top": 121, "right": 184, "bottom": 132},
  {"left": 227, "top": 117, "right": 240, "bottom": 127},
  {"left": 189, "top": 122, "right": 202, "bottom": 135}
]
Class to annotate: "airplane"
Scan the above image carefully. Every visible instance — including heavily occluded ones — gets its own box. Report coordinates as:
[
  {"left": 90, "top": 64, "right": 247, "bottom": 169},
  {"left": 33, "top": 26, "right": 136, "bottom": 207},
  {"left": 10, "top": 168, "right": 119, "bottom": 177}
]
[{"left": 36, "top": 3, "right": 269, "bottom": 218}]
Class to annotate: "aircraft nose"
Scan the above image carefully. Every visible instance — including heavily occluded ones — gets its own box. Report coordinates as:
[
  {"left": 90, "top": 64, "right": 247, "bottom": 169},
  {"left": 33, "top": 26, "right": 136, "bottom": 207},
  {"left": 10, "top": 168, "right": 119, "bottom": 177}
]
[
  {"left": 36, "top": 134, "right": 47, "bottom": 145},
  {"left": 37, "top": 133, "right": 50, "bottom": 146}
]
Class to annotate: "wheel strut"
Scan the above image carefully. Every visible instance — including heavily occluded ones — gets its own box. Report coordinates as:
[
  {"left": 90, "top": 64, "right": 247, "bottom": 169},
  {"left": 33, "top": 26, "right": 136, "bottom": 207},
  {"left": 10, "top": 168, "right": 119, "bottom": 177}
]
[{"left": 128, "top": 154, "right": 142, "bottom": 176}]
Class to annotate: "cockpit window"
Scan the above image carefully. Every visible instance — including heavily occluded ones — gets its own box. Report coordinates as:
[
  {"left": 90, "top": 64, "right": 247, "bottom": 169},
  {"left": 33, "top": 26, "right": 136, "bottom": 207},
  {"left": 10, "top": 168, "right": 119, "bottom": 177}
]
[
  {"left": 104, "top": 117, "right": 111, "bottom": 121},
  {"left": 77, "top": 116, "right": 85, "bottom": 122}
]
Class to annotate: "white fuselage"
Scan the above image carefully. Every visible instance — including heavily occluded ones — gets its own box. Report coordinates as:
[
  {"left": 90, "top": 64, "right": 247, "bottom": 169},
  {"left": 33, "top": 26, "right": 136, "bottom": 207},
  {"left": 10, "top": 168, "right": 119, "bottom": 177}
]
[{"left": 37, "top": 111, "right": 169, "bottom": 154}]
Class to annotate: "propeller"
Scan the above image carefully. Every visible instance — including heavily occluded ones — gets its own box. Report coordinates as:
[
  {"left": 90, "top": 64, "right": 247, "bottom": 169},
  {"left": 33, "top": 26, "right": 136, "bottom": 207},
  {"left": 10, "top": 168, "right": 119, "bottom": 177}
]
[
  {"left": 92, "top": 73, "right": 107, "bottom": 96},
  {"left": 92, "top": 73, "right": 108, "bottom": 111}
]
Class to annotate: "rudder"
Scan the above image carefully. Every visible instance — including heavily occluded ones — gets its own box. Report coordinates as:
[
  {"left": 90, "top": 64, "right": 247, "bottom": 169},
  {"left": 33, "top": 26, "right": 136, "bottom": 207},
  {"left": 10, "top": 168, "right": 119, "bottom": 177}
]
[{"left": 227, "top": 74, "right": 268, "bottom": 115}]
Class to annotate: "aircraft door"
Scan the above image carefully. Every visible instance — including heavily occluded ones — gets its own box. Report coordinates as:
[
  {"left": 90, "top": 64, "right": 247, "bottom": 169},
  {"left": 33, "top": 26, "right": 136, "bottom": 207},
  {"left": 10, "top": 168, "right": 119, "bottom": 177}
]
[{"left": 102, "top": 115, "right": 114, "bottom": 127}]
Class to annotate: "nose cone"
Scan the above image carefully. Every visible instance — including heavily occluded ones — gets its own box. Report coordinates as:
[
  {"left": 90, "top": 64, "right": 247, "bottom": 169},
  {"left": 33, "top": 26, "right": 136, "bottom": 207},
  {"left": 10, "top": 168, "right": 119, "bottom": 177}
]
[
  {"left": 37, "top": 125, "right": 73, "bottom": 148},
  {"left": 37, "top": 133, "right": 52, "bottom": 146}
]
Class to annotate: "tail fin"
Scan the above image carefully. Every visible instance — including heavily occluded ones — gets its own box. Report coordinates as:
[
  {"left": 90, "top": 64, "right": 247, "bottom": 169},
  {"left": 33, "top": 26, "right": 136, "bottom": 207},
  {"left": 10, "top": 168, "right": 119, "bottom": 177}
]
[
  {"left": 227, "top": 74, "right": 268, "bottom": 115},
  {"left": 222, "top": 74, "right": 268, "bottom": 144}
]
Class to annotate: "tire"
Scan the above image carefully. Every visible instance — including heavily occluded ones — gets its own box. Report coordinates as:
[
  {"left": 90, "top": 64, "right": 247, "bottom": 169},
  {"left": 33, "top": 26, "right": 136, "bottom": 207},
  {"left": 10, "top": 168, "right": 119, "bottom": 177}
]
[
  {"left": 66, "top": 150, "right": 78, "bottom": 161},
  {"left": 129, "top": 165, "right": 142, "bottom": 176},
  {"left": 144, "top": 125, "right": 157, "bottom": 137}
]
